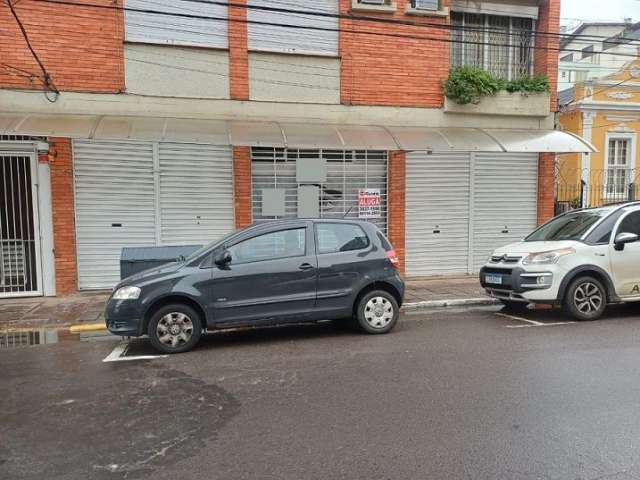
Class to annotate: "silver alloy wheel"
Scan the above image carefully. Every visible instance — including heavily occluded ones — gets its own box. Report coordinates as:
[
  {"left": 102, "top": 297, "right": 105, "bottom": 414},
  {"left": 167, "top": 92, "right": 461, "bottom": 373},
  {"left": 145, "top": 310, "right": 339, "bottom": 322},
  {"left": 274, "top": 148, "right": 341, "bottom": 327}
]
[
  {"left": 573, "top": 282, "right": 603, "bottom": 314},
  {"left": 363, "top": 296, "right": 394, "bottom": 329},
  {"left": 156, "top": 312, "right": 194, "bottom": 348}
]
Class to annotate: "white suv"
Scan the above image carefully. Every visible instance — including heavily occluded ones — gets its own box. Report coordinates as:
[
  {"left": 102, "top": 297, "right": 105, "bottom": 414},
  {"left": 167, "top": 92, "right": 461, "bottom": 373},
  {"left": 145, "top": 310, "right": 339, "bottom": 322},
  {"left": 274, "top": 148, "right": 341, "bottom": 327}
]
[{"left": 480, "top": 202, "right": 640, "bottom": 321}]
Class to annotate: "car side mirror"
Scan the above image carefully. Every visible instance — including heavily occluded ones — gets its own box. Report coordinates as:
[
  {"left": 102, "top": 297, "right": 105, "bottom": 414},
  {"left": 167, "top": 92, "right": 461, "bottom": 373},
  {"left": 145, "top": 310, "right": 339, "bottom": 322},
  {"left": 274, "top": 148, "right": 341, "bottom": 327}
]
[
  {"left": 214, "top": 250, "right": 232, "bottom": 267},
  {"left": 614, "top": 232, "right": 639, "bottom": 251}
]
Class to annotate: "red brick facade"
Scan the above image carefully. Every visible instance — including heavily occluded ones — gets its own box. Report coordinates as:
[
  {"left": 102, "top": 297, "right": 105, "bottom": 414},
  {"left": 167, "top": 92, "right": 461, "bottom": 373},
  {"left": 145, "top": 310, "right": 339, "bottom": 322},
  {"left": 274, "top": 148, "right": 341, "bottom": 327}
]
[
  {"left": 233, "top": 146, "right": 252, "bottom": 228},
  {"left": 49, "top": 138, "right": 78, "bottom": 295},
  {"left": 0, "top": 0, "right": 124, "bottom": 93},
  {"left": 339, "top": 0, "right": 450, "bottom": 107},
  {"left": 537, "top": 153, "right": 555, "bottom": 225},
  {"left": 534, "top": 0, "right": 561, "bottom": 111},
  {"left": 228, "top": 0, "right": 250, "bottom": 100},
  {"left": 388, "top": 151, "right": 406, "bottom": 275}
]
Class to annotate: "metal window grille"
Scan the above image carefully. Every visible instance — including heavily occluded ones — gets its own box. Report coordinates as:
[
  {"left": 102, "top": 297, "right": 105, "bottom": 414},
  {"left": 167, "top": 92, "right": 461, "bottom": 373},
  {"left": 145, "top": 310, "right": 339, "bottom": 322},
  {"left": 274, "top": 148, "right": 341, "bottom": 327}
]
[
  {"left": 606, "top": 139, "right": 631, "bottom": 198},
  {"left": 451, "top": 12, "right": 534, "bottom": 80},
  {"left": 251, "top": 148, "right": 388, "bottom": 233}
]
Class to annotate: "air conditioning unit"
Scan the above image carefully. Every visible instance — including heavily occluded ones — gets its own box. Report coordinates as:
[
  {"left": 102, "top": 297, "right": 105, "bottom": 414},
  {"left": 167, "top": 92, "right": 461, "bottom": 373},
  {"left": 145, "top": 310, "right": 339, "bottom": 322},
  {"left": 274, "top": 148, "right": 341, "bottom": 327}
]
[
  {"left": 413, "top": 0, "right": 438, "bottom": 10},
  {"left": 360, "top": 0, "right": 386, "bottom": 5}
]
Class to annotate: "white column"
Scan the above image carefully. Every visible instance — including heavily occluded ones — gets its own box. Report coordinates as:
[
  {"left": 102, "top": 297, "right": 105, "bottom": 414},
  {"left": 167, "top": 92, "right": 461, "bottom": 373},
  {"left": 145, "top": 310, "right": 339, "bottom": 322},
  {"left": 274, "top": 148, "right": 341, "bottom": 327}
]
[{"left": 581, "top": 111, "right": 594, "bottom": 207}]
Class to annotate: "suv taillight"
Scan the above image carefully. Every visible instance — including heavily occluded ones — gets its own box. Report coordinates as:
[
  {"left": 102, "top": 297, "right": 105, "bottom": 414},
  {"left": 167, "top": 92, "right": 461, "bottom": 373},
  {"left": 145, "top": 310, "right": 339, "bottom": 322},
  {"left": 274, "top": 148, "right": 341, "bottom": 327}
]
[{"left": 385, "top": 250, "right": 400, "bottom": 269}]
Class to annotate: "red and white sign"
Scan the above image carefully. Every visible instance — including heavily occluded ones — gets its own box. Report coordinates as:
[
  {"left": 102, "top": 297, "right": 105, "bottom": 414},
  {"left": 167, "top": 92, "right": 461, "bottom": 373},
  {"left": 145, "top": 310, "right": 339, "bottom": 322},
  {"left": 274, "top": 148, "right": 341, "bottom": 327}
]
[{"left": 358, "top": 188, "right": 381, "bottom": 219}]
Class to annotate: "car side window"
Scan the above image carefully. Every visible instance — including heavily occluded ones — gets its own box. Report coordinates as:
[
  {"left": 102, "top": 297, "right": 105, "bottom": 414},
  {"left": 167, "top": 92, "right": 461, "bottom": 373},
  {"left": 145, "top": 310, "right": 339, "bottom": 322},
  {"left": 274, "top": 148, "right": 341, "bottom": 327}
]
[
  {"left": 315, "top": 223, "right": 370, "bottom": 254},
  {"left": 228, "top": 228, "right": 306, "bottom": 264},
  {"left": 584, "top": 210, "right": 625, "bottom": 245},
  {"left": 617, "top": 212, "right": 640, "bottom": 237}
]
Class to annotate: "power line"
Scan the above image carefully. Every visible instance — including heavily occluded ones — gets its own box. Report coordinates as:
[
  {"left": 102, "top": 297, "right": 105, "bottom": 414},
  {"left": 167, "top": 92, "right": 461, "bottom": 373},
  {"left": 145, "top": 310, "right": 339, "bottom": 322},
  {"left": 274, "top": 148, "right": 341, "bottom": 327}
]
[
  {"left": 29, "top": 0, "right": 640, "bottom": 60},
  {"left": 6, "top": 0, "right": 59, "bottom": 102}
]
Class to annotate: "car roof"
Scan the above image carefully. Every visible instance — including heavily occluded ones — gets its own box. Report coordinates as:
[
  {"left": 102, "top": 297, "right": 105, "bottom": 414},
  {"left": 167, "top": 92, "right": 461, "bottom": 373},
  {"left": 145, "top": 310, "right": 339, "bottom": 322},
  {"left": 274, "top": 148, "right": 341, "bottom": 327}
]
[{"left": 570, "top": 201, "right": 640, "bottom": 216}]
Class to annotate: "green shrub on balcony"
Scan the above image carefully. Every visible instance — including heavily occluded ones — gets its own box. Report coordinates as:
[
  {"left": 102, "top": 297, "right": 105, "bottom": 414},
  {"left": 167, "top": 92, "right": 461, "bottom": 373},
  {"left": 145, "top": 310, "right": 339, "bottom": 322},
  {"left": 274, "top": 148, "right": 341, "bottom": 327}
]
[{"left": 444, "top": 67, "right": 550, "bottom": 105}]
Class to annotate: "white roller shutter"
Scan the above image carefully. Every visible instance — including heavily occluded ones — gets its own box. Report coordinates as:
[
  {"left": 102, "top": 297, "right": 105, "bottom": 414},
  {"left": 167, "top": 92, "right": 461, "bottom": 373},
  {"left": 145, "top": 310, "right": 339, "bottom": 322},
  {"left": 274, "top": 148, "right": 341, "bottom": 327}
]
[
  {"left": 406, "top": 152, "right": 471, "bottom": 276},
  {"left": 73, "top": 140, "right": 156, "bottom": 289},
  {"left": 471, "top": 153, "right": 538, "bottom": 271},
  {"left": 74, "top": 140, "right": 234, "bottom": 290},
  {"left": 159, "top": 143, "right": 234, "bottom": 245},
  {"left": 247, "top": 0, "right": 339, "bottom": 55}
]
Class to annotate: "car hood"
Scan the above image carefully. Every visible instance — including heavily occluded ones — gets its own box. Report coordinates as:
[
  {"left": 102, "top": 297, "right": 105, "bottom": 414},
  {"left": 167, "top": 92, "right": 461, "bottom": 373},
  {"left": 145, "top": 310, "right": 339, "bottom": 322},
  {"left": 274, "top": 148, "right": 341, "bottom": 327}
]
[
  {"left": 117, "top": 262, "right": 184, "bottom": 288},
  {"left": 492, "top": 240, "right": 580, "bottom": 257}
]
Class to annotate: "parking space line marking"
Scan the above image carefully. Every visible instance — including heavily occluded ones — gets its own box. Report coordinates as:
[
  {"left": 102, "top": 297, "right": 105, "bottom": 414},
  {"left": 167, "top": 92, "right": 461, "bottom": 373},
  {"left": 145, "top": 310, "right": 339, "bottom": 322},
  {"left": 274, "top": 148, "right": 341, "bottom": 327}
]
[
  {"left": 495, "top": 312, "right": 576, "bottom": 328},
  {"left": 102, "top": 341, "right": 167, "bottom": 363}
]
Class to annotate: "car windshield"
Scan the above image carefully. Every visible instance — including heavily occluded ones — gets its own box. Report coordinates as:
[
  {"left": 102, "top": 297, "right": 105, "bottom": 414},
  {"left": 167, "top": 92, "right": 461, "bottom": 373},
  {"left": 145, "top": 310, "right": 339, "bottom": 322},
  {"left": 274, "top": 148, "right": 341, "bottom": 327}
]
[
  {"left": 525, "top": 209, "right": 611, "bottom": 242},
  {"left": 182, "top": 230, "right": 240, "bottom": 263}
]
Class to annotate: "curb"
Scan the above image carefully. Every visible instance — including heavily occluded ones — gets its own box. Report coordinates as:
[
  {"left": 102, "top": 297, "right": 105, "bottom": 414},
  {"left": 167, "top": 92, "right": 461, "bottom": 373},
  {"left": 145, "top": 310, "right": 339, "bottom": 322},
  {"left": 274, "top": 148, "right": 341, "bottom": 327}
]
[
  {"left": 402, "top": 297, "right": 499, "bottom": 311},
  {"left": 69, "top": 323, "right": 108, "bottom": 333}
]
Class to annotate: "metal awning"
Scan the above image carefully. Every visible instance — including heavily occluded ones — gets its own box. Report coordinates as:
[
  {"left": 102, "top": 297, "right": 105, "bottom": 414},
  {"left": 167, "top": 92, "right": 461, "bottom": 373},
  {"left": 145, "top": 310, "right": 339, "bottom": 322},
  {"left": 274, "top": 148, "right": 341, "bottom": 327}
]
[{"left": 0, "top": 114, "right": 596, "bottom": 153}]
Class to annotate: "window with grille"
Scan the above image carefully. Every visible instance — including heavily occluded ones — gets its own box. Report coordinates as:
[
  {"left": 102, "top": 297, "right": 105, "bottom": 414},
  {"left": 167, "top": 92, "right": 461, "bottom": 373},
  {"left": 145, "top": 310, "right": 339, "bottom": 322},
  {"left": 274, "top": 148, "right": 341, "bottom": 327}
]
[
  {"left": 450, "top": 12, "right": 534, "bottom": 80},
  {"left": 251, "top": 148, "right": 388, "bottom": 233},
  {"left": 605, "top": 138, "right": 631, "bottom": 199}
]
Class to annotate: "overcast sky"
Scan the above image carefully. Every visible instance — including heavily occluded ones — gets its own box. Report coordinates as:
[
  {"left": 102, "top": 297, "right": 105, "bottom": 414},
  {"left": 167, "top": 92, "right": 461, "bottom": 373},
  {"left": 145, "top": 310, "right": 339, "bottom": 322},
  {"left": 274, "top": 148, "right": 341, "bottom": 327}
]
[{"left": 561, "top": 0, "right": 640, "bottom": 26}]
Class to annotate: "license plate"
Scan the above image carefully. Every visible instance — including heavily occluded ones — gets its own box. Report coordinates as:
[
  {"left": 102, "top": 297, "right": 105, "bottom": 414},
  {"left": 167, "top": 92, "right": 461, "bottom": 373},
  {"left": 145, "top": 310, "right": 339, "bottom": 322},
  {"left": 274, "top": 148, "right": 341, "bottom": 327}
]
[{"left": 485, "top": 274, "right": 503, "bottom": 285}]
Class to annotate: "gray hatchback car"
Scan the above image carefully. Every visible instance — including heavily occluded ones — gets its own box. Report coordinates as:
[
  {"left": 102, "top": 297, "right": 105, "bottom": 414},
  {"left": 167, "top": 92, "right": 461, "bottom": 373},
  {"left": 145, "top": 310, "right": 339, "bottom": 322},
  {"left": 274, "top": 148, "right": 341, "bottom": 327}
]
[{"left": 105, "top": 219, "right": 405, "bottom": 353}]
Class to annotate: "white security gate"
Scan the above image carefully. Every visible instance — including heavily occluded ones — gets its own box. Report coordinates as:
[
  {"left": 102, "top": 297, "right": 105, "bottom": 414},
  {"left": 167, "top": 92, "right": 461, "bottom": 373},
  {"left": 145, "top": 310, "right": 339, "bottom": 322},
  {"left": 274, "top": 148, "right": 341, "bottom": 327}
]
[
  {"left": 251, "top": 148, "right": 388, "bottom": 233},
  {"left": 74, "top": 140, "right": 234, "bottom": 289},
  {"left": 406, "top": 152, "right": 471, "bottom": 276},
  {"left": 0, "top": 154, "right": 42, "bottom": 297},
  {"left": 406, "top": 152, "right": 538, "bottom": 277}
]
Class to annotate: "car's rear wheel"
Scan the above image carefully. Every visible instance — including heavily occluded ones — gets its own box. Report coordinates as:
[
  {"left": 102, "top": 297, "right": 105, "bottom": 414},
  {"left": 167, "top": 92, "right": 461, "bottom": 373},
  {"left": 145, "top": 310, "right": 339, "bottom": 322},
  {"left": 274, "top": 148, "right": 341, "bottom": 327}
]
[
  {"left": 563, "top": 276, "right": 607, "bottom": 321},
  {"left": 148, "top": 304, "right": 203, "bottom": 354},
  {"left": 355, "top": 290, "right": 399, "bottom": 334}
]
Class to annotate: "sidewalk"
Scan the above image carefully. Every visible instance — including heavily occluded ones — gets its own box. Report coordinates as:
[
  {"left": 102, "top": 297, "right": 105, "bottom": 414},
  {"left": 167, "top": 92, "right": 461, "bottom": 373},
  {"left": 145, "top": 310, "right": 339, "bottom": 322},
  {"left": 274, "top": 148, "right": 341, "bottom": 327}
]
[{"left": 0, "top": 276, "right": 494, "bottom": 330}]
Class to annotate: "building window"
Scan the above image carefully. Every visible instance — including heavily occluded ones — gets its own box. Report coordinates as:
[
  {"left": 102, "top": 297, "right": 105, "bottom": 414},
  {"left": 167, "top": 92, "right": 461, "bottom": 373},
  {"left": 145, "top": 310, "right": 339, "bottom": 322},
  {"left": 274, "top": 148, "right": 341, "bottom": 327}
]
[
  {"left": 581, "top": 45, "right": 596, "bottom": 63},
  {"left": 605, "top": 138, "right": 632, "bottom": 198},
  {"left": 560, "top": 53, "right": 574, "bottom": 62},
  {"left": 450, "top": 12, "right": 534, "bottom": 80}
]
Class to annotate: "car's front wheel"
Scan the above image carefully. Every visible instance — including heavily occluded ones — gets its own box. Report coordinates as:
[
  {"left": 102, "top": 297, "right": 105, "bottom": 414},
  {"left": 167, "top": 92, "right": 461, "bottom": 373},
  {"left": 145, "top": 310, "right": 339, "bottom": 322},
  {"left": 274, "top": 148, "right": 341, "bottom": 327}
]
[
  {"left": 563, "top": 276, "right": 607, "bottom": 321},
  {"left": 355, "top": 290, "right": 399, "bottom": 334},
  {"left": 148, "top": 304, "right": 203, "bottom": 354}
]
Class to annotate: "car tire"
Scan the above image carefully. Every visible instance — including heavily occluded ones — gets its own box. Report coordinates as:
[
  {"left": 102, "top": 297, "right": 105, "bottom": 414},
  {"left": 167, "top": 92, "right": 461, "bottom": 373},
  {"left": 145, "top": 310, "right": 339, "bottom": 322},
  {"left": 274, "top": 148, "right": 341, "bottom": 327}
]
[
  {"left": 355, "top": 290, "right": 399, "bottom": 334},
  {"left": 148, "top": 304, "right": 203, "bottom": 354},
  {"left": 562, "top": 276, "right": 607, "bottom": 321},
  {"left": 500, "top": 300, "right": 529, "bottom": 312}
]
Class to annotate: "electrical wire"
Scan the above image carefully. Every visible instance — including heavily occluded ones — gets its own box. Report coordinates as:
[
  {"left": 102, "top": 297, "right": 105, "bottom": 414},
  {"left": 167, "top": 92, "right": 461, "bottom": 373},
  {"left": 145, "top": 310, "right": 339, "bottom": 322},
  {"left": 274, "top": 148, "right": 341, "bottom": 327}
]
[
  {"left": 5, "top": 0, "right": 59, "bottom": 102},
  {"left": 27, "top": 0, "right": 640, "bottom": 60}
]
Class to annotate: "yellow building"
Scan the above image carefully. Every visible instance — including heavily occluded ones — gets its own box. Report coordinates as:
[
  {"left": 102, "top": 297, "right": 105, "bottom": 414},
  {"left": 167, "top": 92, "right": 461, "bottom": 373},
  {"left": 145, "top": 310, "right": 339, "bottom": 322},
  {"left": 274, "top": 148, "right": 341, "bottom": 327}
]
[{"left": 558, "top": 60, "right": 640, "bottom": 210}]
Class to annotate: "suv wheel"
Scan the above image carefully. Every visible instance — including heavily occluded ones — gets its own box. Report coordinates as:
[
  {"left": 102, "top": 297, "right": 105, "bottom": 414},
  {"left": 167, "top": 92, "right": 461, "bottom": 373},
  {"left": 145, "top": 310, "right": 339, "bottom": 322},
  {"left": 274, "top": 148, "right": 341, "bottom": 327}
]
[
  {"left": 355, "top": 290, "right": 399, "bottom": 334},
  {"left": 563, "top": 276, "right": 607, "bottom": 321},
  {"left": 148, "top": 304, "right": 203, "bottom": 354}
]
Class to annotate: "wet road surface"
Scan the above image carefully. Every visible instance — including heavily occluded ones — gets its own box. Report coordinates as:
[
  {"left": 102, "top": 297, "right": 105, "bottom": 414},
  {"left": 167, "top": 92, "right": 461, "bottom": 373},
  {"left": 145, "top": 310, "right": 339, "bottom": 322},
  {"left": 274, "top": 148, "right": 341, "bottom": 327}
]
[{"left": 3, "top": 305, "right": 640, "bottom": 479}]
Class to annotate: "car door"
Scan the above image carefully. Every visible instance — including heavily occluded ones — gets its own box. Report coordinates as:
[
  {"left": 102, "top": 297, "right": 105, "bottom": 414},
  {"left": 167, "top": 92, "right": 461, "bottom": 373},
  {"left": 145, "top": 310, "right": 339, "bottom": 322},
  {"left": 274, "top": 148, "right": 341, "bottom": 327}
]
[
  {"left": 609, "top": 210, "right": 640, "bottom": 298},
  {"left": 314, "top": 222, "right": 376, "bottom": 317},
  {"left": 208, "top": 223, "right": 318, "bottom": 325}
]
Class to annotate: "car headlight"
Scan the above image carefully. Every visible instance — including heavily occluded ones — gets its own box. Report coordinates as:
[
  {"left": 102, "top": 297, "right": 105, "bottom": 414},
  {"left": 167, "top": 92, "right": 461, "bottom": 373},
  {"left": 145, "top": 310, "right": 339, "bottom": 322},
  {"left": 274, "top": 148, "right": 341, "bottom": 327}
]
[
  {"left": 112, "top": 286, "right": 141, "bottom": 300},
  {"left": 522, "top": 248, "right": 575, "bottom": 265}
]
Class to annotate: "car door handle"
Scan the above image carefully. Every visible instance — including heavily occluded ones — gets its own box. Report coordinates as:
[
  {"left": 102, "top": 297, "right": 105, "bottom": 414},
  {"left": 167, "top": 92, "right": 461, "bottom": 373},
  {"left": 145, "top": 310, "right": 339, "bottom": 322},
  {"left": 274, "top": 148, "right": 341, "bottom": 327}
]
[{"left": 299, "top": 263, "right": 315, "bottom": 271}]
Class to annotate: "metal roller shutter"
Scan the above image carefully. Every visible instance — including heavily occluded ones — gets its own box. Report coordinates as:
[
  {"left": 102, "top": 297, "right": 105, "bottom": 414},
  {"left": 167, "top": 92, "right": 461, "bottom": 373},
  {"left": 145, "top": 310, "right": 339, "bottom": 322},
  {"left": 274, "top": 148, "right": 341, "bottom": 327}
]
[
  {"left": 159, "top": 143, "right": 234, "bottom": 245},
  {"left": 247, "top": 0, "right": 339, "bottom": 55},
  {"left": 471, "top": 153, "right": 538, "bottom": 271},
  {"left": 251, "top": 148, "right": 387, "bottom": 233},
  {"left": 406, "top": 152, "right": 471, "bottom": 276},
  {"left": 73, "top": 140, "right": 156, "bottom": 289},
  {"left": 74, "top": 140, "right": 234, "bottom": 290}
]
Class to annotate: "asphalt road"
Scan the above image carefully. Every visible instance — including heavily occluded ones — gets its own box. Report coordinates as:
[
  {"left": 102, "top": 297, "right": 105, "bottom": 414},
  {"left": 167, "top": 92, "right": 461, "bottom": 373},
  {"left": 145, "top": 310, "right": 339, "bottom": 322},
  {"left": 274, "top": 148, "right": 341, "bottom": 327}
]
[{"left": 3, "top": 305, "right": 640, "bottom": 480}]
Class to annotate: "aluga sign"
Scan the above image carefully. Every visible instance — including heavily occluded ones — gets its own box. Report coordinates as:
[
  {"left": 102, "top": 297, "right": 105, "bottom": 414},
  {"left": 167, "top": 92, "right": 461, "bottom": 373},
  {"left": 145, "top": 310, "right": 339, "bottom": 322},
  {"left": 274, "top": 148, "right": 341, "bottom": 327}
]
[{"left": 358, "top": 188, "right": 381, "bottom": 219}]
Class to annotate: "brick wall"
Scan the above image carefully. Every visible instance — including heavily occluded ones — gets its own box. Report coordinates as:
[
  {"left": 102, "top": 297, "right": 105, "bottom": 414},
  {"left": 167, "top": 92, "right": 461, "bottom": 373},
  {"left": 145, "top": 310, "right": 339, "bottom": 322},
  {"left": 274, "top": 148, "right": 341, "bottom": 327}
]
[
  {"left": 388, "top": 151, "right": 406, "bottom": 275},
  {"left": 0, "top": 0, "right": 124, "bottom": 93},
  {"left": 228, "top": 0, "right": 249, "bottom": 100},
  {"left": 49, "top": 138, "right": 78, "bottom": 295},
  {"left": 339, "top": 0, "right": 450, "bottom": 107},
  {"left": 534, "top": 0, "right": 560, "bottom": 111},
  {"left": 537, "top": 153, "right": 555, "bottom": 225},
  {"left": 233, "top": 146, "right": 252, "bottom": 228}
]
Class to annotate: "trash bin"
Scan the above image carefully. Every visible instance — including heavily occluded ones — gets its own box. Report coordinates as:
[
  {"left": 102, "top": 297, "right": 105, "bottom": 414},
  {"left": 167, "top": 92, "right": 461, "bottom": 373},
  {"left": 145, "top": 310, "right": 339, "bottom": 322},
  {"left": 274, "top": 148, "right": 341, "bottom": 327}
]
[{"left": 120, "top": 245, "right": 202, "bottom": 280}]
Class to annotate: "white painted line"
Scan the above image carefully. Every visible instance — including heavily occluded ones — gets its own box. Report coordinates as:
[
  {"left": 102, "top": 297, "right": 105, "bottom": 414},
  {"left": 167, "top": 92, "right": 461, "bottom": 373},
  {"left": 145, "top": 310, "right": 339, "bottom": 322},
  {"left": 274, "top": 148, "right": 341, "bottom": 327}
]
[
  {"left": 495, "top": 312, "right": 545, "bottom": 326},
  {"left": 496, "top": 312, "right": 576, "bottom": 328},
  {"left": 102, "top": 341, "right": 167, "bottom": 363}
]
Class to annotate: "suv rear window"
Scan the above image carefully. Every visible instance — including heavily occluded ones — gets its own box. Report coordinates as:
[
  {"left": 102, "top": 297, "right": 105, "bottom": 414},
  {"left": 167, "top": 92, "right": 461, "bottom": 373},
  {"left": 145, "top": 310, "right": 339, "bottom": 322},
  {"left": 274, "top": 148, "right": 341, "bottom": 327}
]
[{"left": 315, "top": 223, "right": 369, "bottom": 254}]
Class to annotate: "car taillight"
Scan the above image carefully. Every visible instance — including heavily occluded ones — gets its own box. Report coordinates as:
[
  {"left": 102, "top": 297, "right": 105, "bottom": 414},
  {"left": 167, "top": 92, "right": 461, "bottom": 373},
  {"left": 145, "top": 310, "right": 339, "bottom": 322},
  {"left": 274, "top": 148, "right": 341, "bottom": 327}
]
[{"left": 385, "top": 250, "right": 399, "bottom": 269}]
